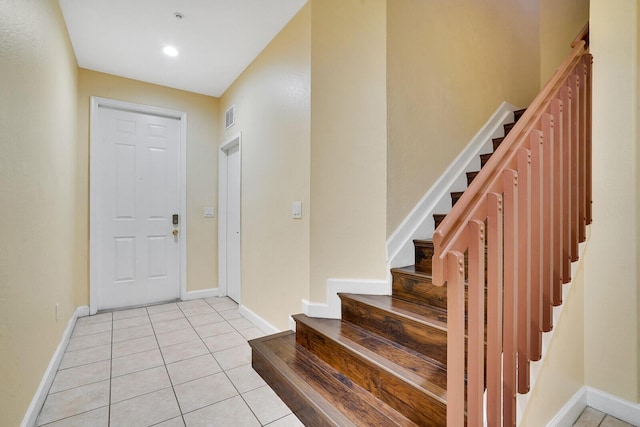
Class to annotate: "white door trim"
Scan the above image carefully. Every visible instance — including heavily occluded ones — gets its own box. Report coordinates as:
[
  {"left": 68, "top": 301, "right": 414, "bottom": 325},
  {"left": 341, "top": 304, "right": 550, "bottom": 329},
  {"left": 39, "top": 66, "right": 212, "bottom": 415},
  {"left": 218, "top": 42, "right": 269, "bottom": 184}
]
[
  {"left": 218, "top": 132, "right": 242, "bottom": 300},
  {"left": 89, "top": 96, "right": 188, "bottom": 314}
]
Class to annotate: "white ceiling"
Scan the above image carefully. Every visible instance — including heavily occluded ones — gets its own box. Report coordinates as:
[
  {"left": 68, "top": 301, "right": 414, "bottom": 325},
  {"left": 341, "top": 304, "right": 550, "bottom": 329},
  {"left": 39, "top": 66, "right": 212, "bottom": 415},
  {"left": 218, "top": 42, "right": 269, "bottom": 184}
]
[{"left": 58, "top": 0, "right": 307, "bottom": 97}]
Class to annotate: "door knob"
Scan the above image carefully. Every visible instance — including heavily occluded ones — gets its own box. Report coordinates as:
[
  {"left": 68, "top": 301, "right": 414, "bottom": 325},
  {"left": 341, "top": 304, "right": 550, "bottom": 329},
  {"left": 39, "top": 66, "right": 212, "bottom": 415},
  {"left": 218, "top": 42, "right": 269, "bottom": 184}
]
[{"left": 172, "top": 229, "right": 179, "bottom": 236}]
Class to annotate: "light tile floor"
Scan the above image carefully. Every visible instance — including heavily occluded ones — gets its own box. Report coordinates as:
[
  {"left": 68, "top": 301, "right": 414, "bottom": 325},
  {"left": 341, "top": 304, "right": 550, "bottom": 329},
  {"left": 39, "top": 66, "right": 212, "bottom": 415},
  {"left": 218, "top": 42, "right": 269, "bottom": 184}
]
[
  {"left": 35, "top": 298, "right": 304, "bottom": 427},
  {"left": 574, "top": 407, "right": 637, "bottom": 427}
]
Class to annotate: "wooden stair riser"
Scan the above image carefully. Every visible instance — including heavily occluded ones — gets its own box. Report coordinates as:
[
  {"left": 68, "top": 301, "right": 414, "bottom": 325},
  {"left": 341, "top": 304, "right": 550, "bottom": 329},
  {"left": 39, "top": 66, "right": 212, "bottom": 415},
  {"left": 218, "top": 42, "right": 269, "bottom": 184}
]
[
  {"left": 339, "top": 296, "right": 447, "bottom": 365},
  {"left": 433, "top": 213, "right": 446, "bottom": 229},
  {"left": 413, "top": 240, "right": 433, "bottom": 273},
  {"left": 480, "top": 152, "right": 493, "bottom": 168},
  {"left": 492, "top": 137, "right": 504, "bottom": 151},
  {"left": 295, "top": 320, "right": 447, "bottom": 426},
  {"left": 466, "top": 171, "right": 479, "bottom": 186},
  {"left": 451, "top": 191, "right": 464, "bottom": 207}
]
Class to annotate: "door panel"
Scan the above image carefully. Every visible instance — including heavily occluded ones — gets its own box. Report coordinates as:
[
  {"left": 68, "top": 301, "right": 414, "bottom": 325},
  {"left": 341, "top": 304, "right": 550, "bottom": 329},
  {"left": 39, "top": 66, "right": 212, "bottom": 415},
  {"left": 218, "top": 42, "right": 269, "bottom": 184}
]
[
  {"left": 226, "top": 144, "right": 241, "bottom": 303},
  {"left": 94, "top": 105, "right": 181, "bottom": 310}
]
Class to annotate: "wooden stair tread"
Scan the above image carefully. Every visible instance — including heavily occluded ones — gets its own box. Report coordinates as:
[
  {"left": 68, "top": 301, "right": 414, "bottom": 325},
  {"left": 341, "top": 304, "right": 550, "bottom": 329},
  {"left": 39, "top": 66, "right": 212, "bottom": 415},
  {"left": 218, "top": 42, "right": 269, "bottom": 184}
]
[
  {"left": 391, "top": 265, "right": 433, "bottom": 280},
  {"left": 250, "top": 331, "right": 418, "bottom": 427},
  {"left": 294, "top": 314, "right": 448, "bottom": 396},
  {"left": 339, "top": 293, "right": 447, "bottom": 331}
]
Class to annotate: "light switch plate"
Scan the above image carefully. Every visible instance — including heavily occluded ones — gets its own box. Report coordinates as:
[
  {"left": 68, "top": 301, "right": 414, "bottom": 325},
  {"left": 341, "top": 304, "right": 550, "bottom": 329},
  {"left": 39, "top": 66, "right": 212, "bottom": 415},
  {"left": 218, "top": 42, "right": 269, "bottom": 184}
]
[
  {"left": 204, "top": 207, "right": 215, "bottom": 218},
  {"left": 292, "top": 202, "right": 302, "bottom": 219}
]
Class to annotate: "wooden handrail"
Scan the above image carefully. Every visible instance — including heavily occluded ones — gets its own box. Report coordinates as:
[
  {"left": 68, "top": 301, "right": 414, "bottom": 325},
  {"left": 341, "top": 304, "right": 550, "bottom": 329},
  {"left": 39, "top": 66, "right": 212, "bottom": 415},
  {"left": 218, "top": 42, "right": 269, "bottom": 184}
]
[{"left": 432, "top": 24, "right": 591, "bottom": 426}]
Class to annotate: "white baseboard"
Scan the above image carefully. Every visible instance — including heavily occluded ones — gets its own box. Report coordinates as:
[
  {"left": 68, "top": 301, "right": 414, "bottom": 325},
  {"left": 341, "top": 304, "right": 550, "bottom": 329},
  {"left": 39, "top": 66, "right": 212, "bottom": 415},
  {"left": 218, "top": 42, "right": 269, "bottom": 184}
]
[
  {"left": 21, "top": 306, "right": 88, "bottom": 427},
  {"left": 386, "top": 101, "right": 517, "bottom": 269},
  {"left": 239, "top": 304, "right": 280, "bottom": 335},
  {"left": 183, "top": 288, "right": 219, "bottom": 300},
  {"left": 547, "top": 386, "right": 640, "bottom": 426},
  {"left": 302, "top": 278, "right": 390, "bottom": 319}
]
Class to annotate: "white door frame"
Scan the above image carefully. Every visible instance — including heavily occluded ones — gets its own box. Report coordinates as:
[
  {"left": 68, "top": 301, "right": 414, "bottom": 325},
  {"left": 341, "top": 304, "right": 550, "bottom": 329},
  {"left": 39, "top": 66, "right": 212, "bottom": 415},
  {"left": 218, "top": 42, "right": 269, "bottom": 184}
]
[
  {"left": 89, "top": 96, "right": 188, "bottom": 314},
  {"left": 218, "top": 132, "right": 242, "bottom": 300}
]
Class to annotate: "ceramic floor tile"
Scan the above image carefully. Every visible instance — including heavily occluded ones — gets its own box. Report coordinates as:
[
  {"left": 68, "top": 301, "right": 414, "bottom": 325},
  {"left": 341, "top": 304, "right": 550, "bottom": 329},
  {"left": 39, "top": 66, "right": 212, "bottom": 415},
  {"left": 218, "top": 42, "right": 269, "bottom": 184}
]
[
  {"left": 174, "top": 372, "right": 238, "bottom": 414},
  {"left": 66, "top": 331, "right": 111, "bottom": 352},
  {"left": 112, "top": 348, "right": 164, "bottom": 377},
  {"left": 213, "top": 344, "right": 252, "bottom": 370},
  {"left": 75, "top": 313, "right": 112, "bottom": 326},
  {"left": 209, "top": 300, "right": 239, "bottom": 312},
  {"left": 265, "top": 413, "right": 305, "bottom": 427},
  {"left": 150, "top": 310, "right": 186, "bottom": 323},
  {"left": 113, "top": 315, "right": 151, "bottom": 330},
  {"left": 180, "top": 306, "right": 216, "bottom": 317},
  {"left": 239, "top": 327, "right": 266, "bottom": 341},
  {"left": 50, "top": 360, "right": 110, "bottom": 393},
  {"left": 186, "top": 312, "right": 225, "bottom": 327},
  {"left": 71, "top": 321, "right": 112, "bottom": 338},
  {"left": 218, "top": 309, "right": 243, "bottom": 321},
  {"left": 183, "top": 395, "right": 260, "bottom": 427},
  {"left": 112, "top": 323, "right": 154, "bottom": 343},
  {"left": 242, "top": 385, "right": 292, "bottom": 425},
  {"left": 110, "top": 388, "right": 181, "bottom": 427},
  {"left": 574, "top": 407, "right": 606, "bottom": 426},
  {"left": 166, "top": 354, "right": 222, "bottom": 385},
  {"left": 38, "top": 406, "right": 109, "bottom": 427},
  {"left": 160, "top": 339, "right": 209, "bottom": 364},
  {"left": 112, "top": 307, "right": 148, "bottom": 320},
  {"left": 110, "top": 365, "right": 172, "bottom": 403},
  {"left": 177, "top": 299, "right": 208, "bottom": 309},
  {"left": 202, "top": 331, "right": 247, "bottom": 353},
  {"left": 194, "top": 321, "right": 235, "bottom": 339},
  {"left": 112, "top": 335, "right": 158, "bottom": 358},
  {"left": 204, "top": 297, "right": 236, "bottom": 308},
  {"left": 228, "top": 317, "right": 255, "bottom": 331},
  {"left": 225, "top": 365, "right": 267, "bottom": 393},
  {"left": 156, "top": 328, "right": 200, "bottom": 348},
  {"left": 601, "top": 415, "right": 636, "bottom": 427},
  {"left": 152, "top": 416, "right": 186, "bottom": 427},
  {"left": 59, "top": 344, "right": 111, "bottom": 370},
  {"left": 146, "top": 302, "right": 180, "bottom": 314},
  {"left": 36, "top": 380, "right": 109, "bottom": 425},
  {"left": 152, "top": 317, "right": 192, "bottom": 334}
]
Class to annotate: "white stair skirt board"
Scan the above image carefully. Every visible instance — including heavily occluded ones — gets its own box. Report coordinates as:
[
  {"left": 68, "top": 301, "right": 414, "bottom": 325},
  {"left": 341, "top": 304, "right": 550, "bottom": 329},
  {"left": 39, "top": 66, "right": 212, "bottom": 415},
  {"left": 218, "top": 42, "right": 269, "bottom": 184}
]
[
  {"left": 239, "top": 304, "right": 280, "bottom": 335},
  {"left": 386, "top": 101, "right": 517, "bottom": 269},
  {"left": 548, "top": 387, "right": 640, "bottom": 427},
  {"left": 302, "top": 279, "right": 390, "bottom": 319},
  {"left": 183, "top": 288, "right": 219, "bottom": 301},
  {"left": 21, "top": 306, "right": 90, "bottom": 427},
  {"left": 516, "top": 230, "right": 590, "bottom": 426}
]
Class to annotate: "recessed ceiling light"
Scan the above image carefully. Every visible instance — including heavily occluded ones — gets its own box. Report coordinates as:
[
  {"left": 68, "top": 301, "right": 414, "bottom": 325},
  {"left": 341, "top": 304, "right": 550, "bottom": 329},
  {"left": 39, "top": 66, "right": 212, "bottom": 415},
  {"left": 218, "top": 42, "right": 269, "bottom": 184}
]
[{"left": 163, "top": 46, "right": 179, "bottom": 57}]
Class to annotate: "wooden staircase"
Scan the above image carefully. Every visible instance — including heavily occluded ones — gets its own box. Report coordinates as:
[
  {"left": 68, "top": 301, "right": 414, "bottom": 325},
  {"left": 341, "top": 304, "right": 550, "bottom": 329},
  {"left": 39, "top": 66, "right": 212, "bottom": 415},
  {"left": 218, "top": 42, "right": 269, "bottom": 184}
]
[{"left": 249, "top": 111, "right": 526, "bottom": 426}]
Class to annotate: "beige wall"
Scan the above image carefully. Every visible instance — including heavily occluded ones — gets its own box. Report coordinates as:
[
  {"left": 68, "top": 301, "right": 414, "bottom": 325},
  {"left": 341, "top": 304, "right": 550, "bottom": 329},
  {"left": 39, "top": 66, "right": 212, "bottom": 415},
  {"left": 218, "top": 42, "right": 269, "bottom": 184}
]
[
  {"left": 520, "top": 256, "right": 587, "bottom": 426},
  {"left": 584, "top": 0, "right": 639, "bottom": 402},
  {"left": 77, "top": 70, "right": 219, "bottom": 301},
  {"left": 218, "top": 4, "right": 311, "bottom": 329},
  {"left": 310, "top": 0, "right": 388, "bottom": 302},
  {"left": 539, "top": 0, "right": 590, "bottom": 83},
  {"left": 386, "top": 0, "right": 541, "bottom": 234},
  {"left": 0, "top": 1, "right": 79, "bottom": 424}
]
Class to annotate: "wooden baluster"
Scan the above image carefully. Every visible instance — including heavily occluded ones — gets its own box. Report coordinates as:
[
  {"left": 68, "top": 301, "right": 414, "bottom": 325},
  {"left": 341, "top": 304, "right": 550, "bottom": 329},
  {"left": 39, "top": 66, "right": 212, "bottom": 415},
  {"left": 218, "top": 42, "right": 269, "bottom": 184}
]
[
  {"left": 446, "top": 250, "right": 466, "bottom": 427},
  {"left": 569, "top": 73, "right": 580, "bottom": 261},
  {"left": 529, "top": 129, "right": 544, "bottom": 360},
  {"left": 502, "top": 170, "right": 518, "bottom": 427},
  {"left": 560, "top": 85, "right": 573, "bottom": 282},
  {"left": 486, "top": 192, "right": 504, "bottom": 426},
  {"left": 550, "top": 99, "right": 564, "bottom": 304},
  {"left": 541, "top": 113, "right": 554, "bottom": 331},
  {"left": 467, "top": 220, "right": 486, "bottom": 427},
  {"left": 517, "top": 148, "right": 531, "bottom": 393},
  {"left": 584, "top": 54, "right": 593, "bottom": 225},
  {"left": 577, "top": 63, "right": 587, "bottom": 243}
]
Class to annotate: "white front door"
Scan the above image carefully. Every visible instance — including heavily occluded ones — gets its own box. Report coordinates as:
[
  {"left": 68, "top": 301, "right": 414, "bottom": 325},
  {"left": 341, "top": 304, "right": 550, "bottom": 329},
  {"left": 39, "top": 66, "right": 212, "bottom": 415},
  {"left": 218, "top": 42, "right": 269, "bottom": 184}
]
[
  {"left": 226, "top": 144, "right": 241, "bottom": 302},
  {"left": 91, "top": 99, "right": 183, "bottom": 311}
]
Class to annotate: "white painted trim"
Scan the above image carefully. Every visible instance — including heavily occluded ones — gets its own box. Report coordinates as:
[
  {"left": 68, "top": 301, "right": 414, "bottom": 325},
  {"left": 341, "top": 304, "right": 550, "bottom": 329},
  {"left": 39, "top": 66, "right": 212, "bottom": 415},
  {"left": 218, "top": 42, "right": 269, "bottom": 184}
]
[
  {"left": 545, "top": 387, "right": 588, "bottom": 427},
  {"left": 545, "top": 386, "right": 640, "bottom": 427},
  {"left": 218, "top": 132, "right": 242, "bottom": 300},
  {"left": 89, "top": 97, "right": 187, "bottom": 314},
  {"left": 239, "top": 304, "right": 280, "bottom": 335},
  {"left": 183, "top": 288, "right": 219, "bottom": 300},
  {"left": 302, "top": 279, "right": 390, "bottom": 319},
  {"left": 386, "top": 102, "right": 517, "bottom": 269},
  {"left": 21, "top": 306, "right": 89, "bottom": 427}
]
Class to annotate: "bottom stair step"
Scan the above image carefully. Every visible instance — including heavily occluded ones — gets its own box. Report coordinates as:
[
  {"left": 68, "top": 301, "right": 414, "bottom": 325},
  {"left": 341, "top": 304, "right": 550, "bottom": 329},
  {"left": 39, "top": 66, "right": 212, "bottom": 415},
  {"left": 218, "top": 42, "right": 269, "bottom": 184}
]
[{"left": 250, "top": 331, "right": 418, "bottom": 427}]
